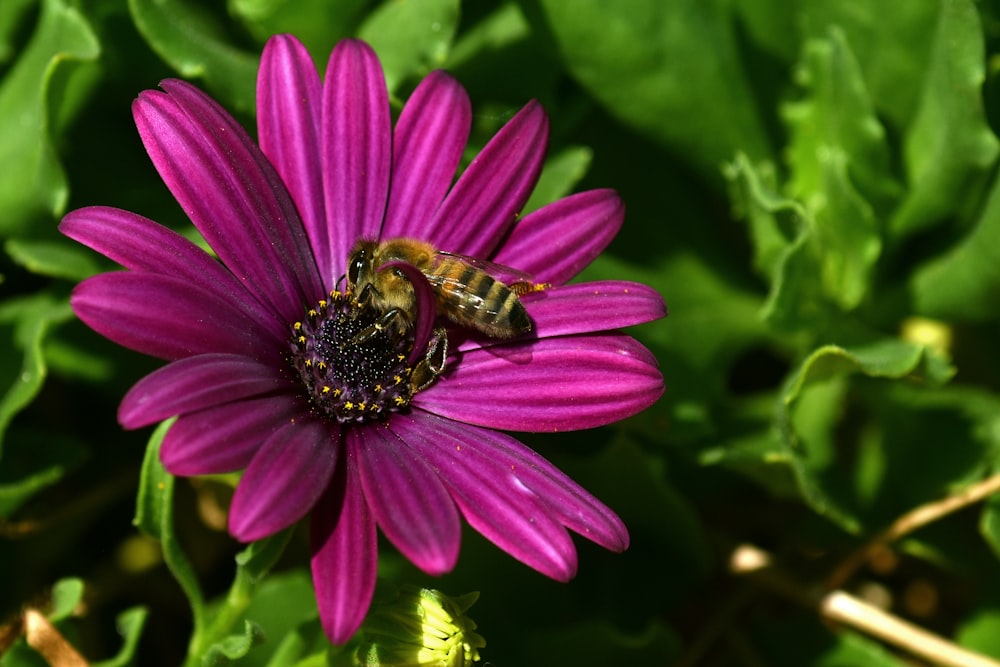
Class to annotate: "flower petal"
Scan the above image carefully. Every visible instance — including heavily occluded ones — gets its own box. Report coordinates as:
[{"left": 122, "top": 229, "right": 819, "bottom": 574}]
[
  {"left": 119, "top": 354, "right": 293, "bottom": 428},
  {"left": 491, "top": 189, "right": 625, "bottom": 285},
  {"left": 71, "top": 272, "right": 283, "bottom": 361},
  {"left": 229, "top": 418, "right": 337, "bottom": 542},
  {"left": 258, "top": 34, "right": 329, "bottom": 285},
  {"left": 416, "top": 334, "right": 664, "bottom": 432},
  {"left": 424, "top": 101, "right": 549, "bottom": 257},
  {"left": 406, "top": 413, "right": 627, "bottom": 552},
  {"left": 134, "top": 80, "right": 324, "bottom": 323},
  {"left": 391, "top": 412, "right": 578, "bottom": 581},
  {"left": 160, "top": 393, "right": 304, "bottom": 475},
  {"left": 321, "top": 39, "right": 391, "bottom": 279},
  {"left": 60, "top": 207, "right": 289, "bottom": 341},
  {"left": 381, "top": 71, "right": 471, "bottom": 239},
  {"left": 356, "top": 423, "right": 460, "bottom": 575},
  {"left": 310, "top": 446, "right": 377, "bottom": 645},
  {"left": 520, "top": 281, "right": 667, "bottom": 341}
]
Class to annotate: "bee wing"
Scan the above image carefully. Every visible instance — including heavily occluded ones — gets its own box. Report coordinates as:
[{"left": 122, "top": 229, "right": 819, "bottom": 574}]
[{"left": 433, "top": 251, "right": 536, "bottom": 285}]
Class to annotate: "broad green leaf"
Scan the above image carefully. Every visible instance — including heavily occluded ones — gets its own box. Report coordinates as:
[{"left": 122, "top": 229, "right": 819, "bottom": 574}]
[
  {"left": 736, "top": 1, "right": 938, "bottom": 130},
  {"left": 91, "top": 607, "right": 149, "bottom": 667},
  {"left": 523, "top": 146, "right": 592, "bottom": 214},
  {"left": 725, "top": 156, "right": 830, "bottom": 331},
  {"left": 536, "top": 0, "right": 770, "bottom": 181},
  {"left": 957, "top": 602, "right": 1000, "bottom": 659},
  {"left": 240, "top": 571, "right": 320, "bottom": 667},
  {"left": 774, "top": 340, "right": 955, "bottom": 529},
  {"left": 228, "top": 0, "right": 368, "bottom": 59},
  {"left": 5, "top": 238, "right": 100, "bottom": 281},
  {"left": 128, "top": 0, "right": 259, "bottom": 113},
  {"left": 0, "top": 0, "right": 99, "bottom": 235},
  {"left": 911, "top": 169, "right": 1000, "bottom": 321},
  {"left": 48, "top": 578, "right": 84, "bottom": 621},
  {"left": 262, "top": 617, "right": 326, "bottom": 667},
  {"left": 133, "top": 420, "right": 207, "bottom": 646},
  {"left": 358, "top": 0, "right": 460, "bottom": 93},
  {"left": 0, "top": 0, "right": 38, "bottom": 64},
  {"left": 447, "top": 1, "right": 529, "bottom": 68},
  {"left": 0, "top": 294, "right": 74, "bottom": 459},
  {"left": 890, "top": 0, "right": 998, "bottom": 237},
  {"left": 784, "top": 27, "right": 898, "bottom": 213}
]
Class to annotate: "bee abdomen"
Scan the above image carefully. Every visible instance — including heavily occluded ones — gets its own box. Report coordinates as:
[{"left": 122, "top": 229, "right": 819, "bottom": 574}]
[{"left": 435, "top": 265, "right": 531, "bottom": 337}]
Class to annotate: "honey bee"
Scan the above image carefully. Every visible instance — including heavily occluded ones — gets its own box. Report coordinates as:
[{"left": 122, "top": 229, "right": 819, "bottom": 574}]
[{"left": 346, "top": 237, "right": 544, "bottom": 339}]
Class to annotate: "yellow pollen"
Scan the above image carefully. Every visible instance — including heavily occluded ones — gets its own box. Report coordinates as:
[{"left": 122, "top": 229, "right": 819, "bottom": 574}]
[
  {"left": 308, "top": 308, "right": 318, "bottom": 317},
  {"left": 297, "top": 335, "right": 306, "bottom": 344},
  {"left": 394, "top": 375, "right": 403, "bottom": 385},
  {"left": 394, "top": 397, "right": 407, "bottom": 406},
  {"left": 345, "top": 401, "right": 354, "bottom": 410},
  {"left": 332, "top": 388, "right": 342, "bottom": 397},
  {"left": 358, "top": 402, "right": 367, "bottom": 410},
  {"left": 318, "top": 299, "right": 327, "bottom": 308},
  {"left": 318, "top": 361, "right": 327, "bottom": 370},
  {"left": 322, "top": 386, "right": 331, "bottom": 394},
  {"left": 374, "top": 384, "right": 383, "bottom": 392},
  {"left": 304, "top": 359, "right": 312, "bottom": 368},
  {"left": 293, "top": 322, "right": 302, "bottom": 330}
]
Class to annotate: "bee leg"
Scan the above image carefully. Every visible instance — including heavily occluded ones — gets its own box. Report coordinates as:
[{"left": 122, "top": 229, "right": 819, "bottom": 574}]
[{"left": 410, "top": 327, "right": 448, "bottom": 393}]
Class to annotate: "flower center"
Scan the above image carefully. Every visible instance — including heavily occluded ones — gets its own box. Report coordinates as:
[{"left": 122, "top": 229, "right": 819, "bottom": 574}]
[{"left": 288, "top": 291, "right": 421, "bottom": 423}]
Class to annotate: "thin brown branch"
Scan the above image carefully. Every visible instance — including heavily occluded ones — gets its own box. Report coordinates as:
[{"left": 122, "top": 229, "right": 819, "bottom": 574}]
[
  {"left": 730, "top": 544, "right": 1000, "bottom": 667},
  {"left": 827, "top": 473, "right": 1000, "bottom": 590}
]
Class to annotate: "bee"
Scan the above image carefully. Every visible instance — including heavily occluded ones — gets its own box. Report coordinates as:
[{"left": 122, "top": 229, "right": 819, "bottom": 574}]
[{"left": 346, "top": 237, "right": 544, "bottom": 339}]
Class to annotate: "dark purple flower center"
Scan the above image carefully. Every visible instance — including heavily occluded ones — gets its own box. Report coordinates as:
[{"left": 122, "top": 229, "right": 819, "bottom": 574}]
[{"left": 288, "top": 291, "right": 420, "bottom": 423}]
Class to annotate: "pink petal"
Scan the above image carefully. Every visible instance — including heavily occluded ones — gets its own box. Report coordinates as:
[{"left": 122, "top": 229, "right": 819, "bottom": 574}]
[
  {"left": 381, "top": 71, "right": 471, "bottom": 238},
  {"left": 229, "top": 418, "right": 338, "bottom": 542},
  {"left": 71, "top": 273, "right": 283, "bottom": 361},
  {"left": 391, "top": 412, "right": 578, "bottom": 581},
  {"left": 119, "top": 354, "right": 292, "bottom": 428},
  {"left": 257, "top": 35, "right": 329, "bottom": 287},
  {"left": 416, "top": 334, "right": 663, "bottom": 432},
  {"left": 310, "top": 445, "right": 377, "bottom": 645},
  {"left": 491, "top": 189, "right": 625, "bottom": 285},
  {"left": 424, "top": 101, "right": 549, "bottom": 257},
  {"left": 356, "top": 422, "right": 460, "bottom": 575},
  {"left": 134, "top": 81, "right": 324, "bottom": 324},
  {"left": 60, "top": 207, "right": 288, "bottom": 342},
  {"left": 160, "top": 394, "right": 305, "bottom": 475},
  {"left": 321, "top": 39, "right": 391, "bottom": 280}
]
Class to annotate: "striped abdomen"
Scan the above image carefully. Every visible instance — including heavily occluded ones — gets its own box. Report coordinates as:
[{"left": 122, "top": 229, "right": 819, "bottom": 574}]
[{"left": 427, "top": 259, "right": 531, "bottom": 338}]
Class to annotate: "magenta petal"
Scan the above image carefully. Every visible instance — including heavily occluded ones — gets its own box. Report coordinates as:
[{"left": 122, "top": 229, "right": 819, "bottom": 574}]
[
  {"left": 391, "top": 413, "right": 578, "bottom": 581},
  {"left": 356, "top": 423, "right": 460, "bottom": 575},
  {"left": 229, "top": 418, "right": 337, "bottom": 542},
  {"left": 417, "top": 334, "right": 663, "bottom": 432},
  {"left": 517, "top": 281, "right": 666, "bottom": 342},
  {"left": 161, "top": 394, "right": 304, "bottom": 475},
  {"left": 321, "top": 39, "right": 391, "bottom": 279},
  {"left": 424, "top": 101, "right": 549, "bottom": 257},
  {"left": 310, "top": 447, "right": 377, "bottom": 645},
  {"left": 134, "top": 81, "right": 323, "bottom": 323},
  {"left": 60, "top": 207, "right": 288, "bottom": 342},
  {"left": 71, "top": 273, "right": 282, "bottom": 361},
  {"left": 405, "top": 413, "right": 627, "bottom": 552},
  {"left": 119, "top": 354, "right": 292, "bottom": 428},
  {"left": 258, "top": 35, "right": 329, "bottom": 286},
  {"left": 381, "top": 71, "right": 471, "bottom": 238},
  {"left": 491, "top": 189, "right": 625, "bottom": 285}
]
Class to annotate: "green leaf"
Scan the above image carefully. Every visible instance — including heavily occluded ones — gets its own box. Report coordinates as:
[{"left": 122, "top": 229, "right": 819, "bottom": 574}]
[
  {"left": 133, "top": 420, "right": 207, "bottom": 645},
  {"left": 890, "top": 0, "right": 999, "bottom": 237},
  {"left": 234, "top": 529, "right": 295, "bottom": 583},
  {"left": 784, "top": 27, "right": 899, "bottom": 214},
  {"left": 0, "top": 294, "right": 74, "bottom": 460},
  {"left": 0, "top": 0, "right": 99, "bottom": 235},
  {"left": 91, "top": 607, "right": 149, "bottom": 667},
  {"left": 5, "top": 238, "right": 101, "bottom": 281},
  {"left": 522, "top": 146, "right": 592, "bottom": 214},
  {"left": 201, "top": 620, "right": 265, "bottom": 665},
  {"left": 0, "top": 0, "right": 38, "bottom": 64},
  {"left": 48, "top": 578, "right": 84, "bottom": 621},
  {"left": 128, "top": 0, "right": 259, "bottom": 113},
  {"left": 911, "top": 170, "right": 1000, "bottom": 321},
  {"left": 536, "top": 0, "right": 770, "bottom": 181},
  {"left": 228, "top": 0, "right": 368, "bottom": 59},
  {"left": 956, "top": 602, "right": 1000, "bottom": 659},
  {"left": 358, "top": 0, "right": 460, "bottom": 94},
  {"left": 775, "top": 340, "right": 955, "bottom": 530}
]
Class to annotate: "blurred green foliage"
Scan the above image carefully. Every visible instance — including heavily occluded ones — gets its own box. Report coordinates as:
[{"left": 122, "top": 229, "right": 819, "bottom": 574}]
[{"left": 4, "top": 0, "right": 1000, "bottom": 665}]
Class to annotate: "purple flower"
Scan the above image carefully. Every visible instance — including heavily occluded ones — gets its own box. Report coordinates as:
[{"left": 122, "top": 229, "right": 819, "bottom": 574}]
[{"left": 60, "top": 34, "right": 665, "bottom": 643}]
